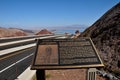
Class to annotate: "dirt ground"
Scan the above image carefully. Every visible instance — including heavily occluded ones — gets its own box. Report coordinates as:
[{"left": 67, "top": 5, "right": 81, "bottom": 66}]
[{"left": 46, "top": 69, "right": 106, "bottom": 80}]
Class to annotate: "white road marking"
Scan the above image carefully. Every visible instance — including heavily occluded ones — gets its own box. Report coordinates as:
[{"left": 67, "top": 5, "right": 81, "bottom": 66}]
[{"left": 0, "top": 53, "right": 33, "bottom": 74}]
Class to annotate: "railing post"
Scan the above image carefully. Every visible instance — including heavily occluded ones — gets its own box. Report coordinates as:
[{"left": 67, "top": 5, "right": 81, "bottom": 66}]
[
  {"left": 36, "top": 69, "right": 45, "bottom": 80},
  {"left": 87, "top": 68, "right": 96, "bottom": 80}
]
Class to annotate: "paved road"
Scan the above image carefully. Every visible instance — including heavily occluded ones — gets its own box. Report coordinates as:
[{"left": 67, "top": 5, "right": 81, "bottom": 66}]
[{"left": 0, "top": 47, "right": 35, "bottom": 80}]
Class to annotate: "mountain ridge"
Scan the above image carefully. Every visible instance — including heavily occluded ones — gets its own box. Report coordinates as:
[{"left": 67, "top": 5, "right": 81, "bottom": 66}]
[
  {"left": 0, "top": 27, "right": 27, "bottom": 38},
  {"left": 79, "top": 2, "right": 120, "bottom": 73}
]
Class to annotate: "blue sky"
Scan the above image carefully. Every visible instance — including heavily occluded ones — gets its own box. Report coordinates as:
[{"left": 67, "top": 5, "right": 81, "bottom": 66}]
[{"left": 0, "top": 0, "right": 119, "bottom": 29}]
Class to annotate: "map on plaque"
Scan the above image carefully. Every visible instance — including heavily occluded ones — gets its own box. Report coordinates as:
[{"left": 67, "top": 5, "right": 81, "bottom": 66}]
[{"left": 31, "top": 38, "right": 104, "bottom": 69}]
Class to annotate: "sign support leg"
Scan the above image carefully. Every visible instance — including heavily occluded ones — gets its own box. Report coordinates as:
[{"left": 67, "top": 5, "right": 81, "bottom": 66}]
[
  {"left": 87, "top": 68, "right": 96, "bottom": 80},
  {"left": 36, "top": 69, "right": 45, "bottom": 80}
]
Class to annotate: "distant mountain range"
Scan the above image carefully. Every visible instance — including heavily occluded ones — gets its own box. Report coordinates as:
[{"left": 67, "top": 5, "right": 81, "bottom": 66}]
[
  {"left": 0, "top": 27, "right": 27, "bottom": 38},
  {"left": 48, "top": 24, "right": 88, "bottom": 31},
  {"left": 80, "top": 2, "right": 120, "bottom": 74},
  {"left": 0, "top": 27, "right": 54, "bottom": 38}
]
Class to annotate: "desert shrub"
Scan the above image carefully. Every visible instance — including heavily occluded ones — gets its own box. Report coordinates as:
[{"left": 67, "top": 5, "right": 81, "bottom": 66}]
[{"left": 113, "top": 70, "right": 120, "bottom": 76}]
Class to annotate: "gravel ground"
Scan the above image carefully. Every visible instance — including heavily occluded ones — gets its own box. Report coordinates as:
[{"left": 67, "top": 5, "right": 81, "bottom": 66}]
[
  {"left": 46, "top": 69, "right": 86, "bottom": 80},
  {"left": 45, "top": 69, "right": 106, "bottom": 80}
]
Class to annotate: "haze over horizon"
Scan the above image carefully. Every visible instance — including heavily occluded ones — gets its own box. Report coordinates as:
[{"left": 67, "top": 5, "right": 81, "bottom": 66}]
[{"left": 0, "top": 0, "right": 119, "bottom": 29}]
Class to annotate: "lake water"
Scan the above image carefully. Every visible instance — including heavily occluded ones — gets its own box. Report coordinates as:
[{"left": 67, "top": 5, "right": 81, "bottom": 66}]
[{"left": 54, "top": 29, "right": 84, "bottom": 34}]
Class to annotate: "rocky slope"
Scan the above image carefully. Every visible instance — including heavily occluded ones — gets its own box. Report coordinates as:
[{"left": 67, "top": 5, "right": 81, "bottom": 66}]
[
  {"left": 80, "top": 2, "right": 120, "bottom": 73},
  {"left": 35, "top": 29, "right": 53, "bottom": 35},
  {"left": 0, "top": 28, "right": 27, "bottom": 38}
]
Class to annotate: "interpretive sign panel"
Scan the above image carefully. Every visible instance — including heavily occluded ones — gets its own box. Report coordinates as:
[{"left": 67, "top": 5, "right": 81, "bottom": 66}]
[{"left": 31, "top": 38, "right": 104, "bottom": 69}]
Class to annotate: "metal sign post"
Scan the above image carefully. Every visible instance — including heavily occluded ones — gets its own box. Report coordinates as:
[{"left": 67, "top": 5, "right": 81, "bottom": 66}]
[
  {"left": 36, "top": 69, "right": 45, "bottom": 80},
  {"left": 87, "top": 68, "right": 96, "bottom": 80}
]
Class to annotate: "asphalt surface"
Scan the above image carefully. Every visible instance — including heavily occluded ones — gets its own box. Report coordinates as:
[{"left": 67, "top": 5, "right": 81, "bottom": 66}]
[{"left": 0, "top": 47, "right": 35, "bottom": 80}]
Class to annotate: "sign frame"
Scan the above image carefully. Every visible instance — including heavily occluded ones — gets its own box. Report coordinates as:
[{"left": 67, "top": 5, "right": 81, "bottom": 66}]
[{"left": 31, "top": 37, "right": 104, "bottom": 70}]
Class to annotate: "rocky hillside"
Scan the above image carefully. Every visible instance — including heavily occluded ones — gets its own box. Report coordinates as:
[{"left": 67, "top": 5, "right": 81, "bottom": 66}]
[
  {"left": 0, "top": 28, "right": 27, "bottom": 38},
  {"left": 80, "top": 2, "right": 120, "bottom": 73},
  {"left": 35, "top": 29, "right": 53, "bottom": 35}
]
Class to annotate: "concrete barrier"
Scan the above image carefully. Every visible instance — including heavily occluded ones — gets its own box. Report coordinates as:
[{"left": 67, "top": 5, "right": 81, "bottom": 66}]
[
  {"left": 0, "top": 43, "right": 36, "bottom": 56},
  {"left": 17, "top": 67, "right": 36, "bottom": 80},
  {"left": 0, "top": 34, "right": 66, "bottom": 46}
]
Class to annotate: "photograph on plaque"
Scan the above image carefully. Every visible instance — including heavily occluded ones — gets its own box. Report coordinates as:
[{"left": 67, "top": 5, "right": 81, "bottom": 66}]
[{"left": 35, "top": 44, "right": 58, "bottom": 65}]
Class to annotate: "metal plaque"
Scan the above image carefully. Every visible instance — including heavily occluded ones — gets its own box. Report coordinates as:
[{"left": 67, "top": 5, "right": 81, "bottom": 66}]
[{"left": 31, "top": 38, "right": 104, "bottom": 69}]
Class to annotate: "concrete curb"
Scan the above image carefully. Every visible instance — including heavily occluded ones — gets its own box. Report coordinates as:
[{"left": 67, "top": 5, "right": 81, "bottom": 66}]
[
  {"left": 15, "top": 67, "right": 36, "bottom": 80},
  {"left": 17, "top": 67, "right": 36, "bottom": 80}
]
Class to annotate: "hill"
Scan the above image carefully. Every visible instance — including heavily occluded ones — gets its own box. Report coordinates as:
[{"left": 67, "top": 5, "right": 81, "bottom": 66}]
[
  {"left": 80, "top": 2, "right": 120, "bottom": 73},
  {"left": 0, "top": 27, "right": 27, "bottom": 38},
  {"left": 35, "top": 29, "right": 53, "bottom": 35},
  {"left": 19, "top": 29, "right": 34, "bottom": 35}
]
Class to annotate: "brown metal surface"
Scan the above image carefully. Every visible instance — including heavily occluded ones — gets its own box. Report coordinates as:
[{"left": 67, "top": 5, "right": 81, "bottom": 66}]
[{"left": 31, "top": 38, "right": 104, "bottom": 70}]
